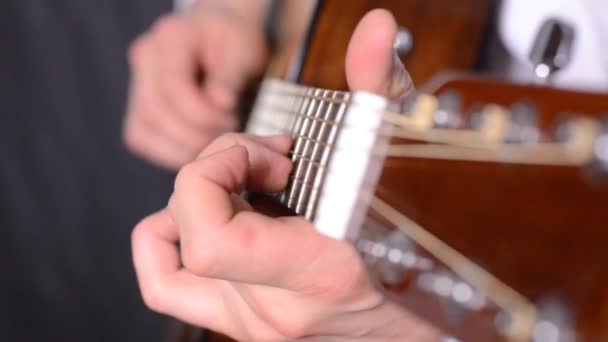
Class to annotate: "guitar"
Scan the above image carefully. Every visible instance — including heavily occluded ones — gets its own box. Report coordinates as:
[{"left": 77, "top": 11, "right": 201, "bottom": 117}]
[
  {"left": 244, "top": 73, "right": 608, "bottom": 342},
  {"left": 178, "top": 0, "right": 608, "bottom": 341}
]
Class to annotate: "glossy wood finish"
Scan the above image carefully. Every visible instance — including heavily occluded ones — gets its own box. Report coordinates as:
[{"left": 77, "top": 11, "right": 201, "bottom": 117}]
[
  {"left": 298, "top": 0, "right": 492, "bottom": 89},
  {"left": 375, "top": 78, "right": 608, "bottom": 340}
]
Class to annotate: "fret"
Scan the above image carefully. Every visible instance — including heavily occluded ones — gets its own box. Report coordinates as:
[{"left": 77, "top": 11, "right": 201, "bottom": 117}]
[
  {"left": 256, "top": 102, "right": 341, "bottom": 127},
  {"left": 279, "top": 87, "right": 311, "bottom": 203},
  {"left": 249, "top": 79, "right": 384, "bottom": 225},
  {"left": 286, "top": 88, "right": 322, "bottom": 210},
  {"left": 294, "top": 89, "right": 330, "bottom": 214},
  {"left": 303, "top": 91, "right": 350, "bottom": 218},
  {"left": 281, "top": 86, "right": 304, "bottom": 134},
  {"left": 280, "top": 87, "right": 312, "bottom": 203},
  {"left": 261, "top": 89, "right": 350, "bottom": 105}
]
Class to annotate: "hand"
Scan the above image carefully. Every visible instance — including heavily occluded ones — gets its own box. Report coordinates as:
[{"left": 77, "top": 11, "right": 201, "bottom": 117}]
[
  {"left": 132, "top": 133, "right": 438, "bottom": 341},
  {"left": 124, "top": 1, "right": 269, "bottom": 170},
  {"left": 131, "top": 9, "right": 434, "bottom": 342}
]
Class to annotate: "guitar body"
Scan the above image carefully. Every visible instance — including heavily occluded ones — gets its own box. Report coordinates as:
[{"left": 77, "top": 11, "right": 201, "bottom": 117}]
[
  {"left": 373, "top": 77, "right": 608, "bottom": 340},
  {"left": 175, "top": 0, "right": 494, "bottom": 341}
]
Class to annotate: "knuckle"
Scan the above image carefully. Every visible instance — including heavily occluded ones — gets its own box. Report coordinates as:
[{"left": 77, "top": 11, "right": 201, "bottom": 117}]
[
  {"left": 127, "top": 35, "right": 149, "bottom": 66},
  {"left": 173, "top": 162, "right": 197, "bottom": 193},
  {"left": 180, "top": 238, "right": 217, "bottom": 276},
  {"left": 153, "top": 15, "right": 183, "bottom": 40},
  {"left": 130, "top": 220, "right": 166, "bottom": 312},
  {"left": 271, "top": 319, "right": 310, "bottom": 340},
  {"left": 130, "top": 218, "right": 146, "bottom": 245},
  {"left": 303, "top": 245, "right": 369, "bottom": 302},
  {"left": 216, "top": 132, "right": 242, "bottom": 145},
  {"left": 197, "top": 132, "right": 242, "bottom": 159},
  {"left": 123, "top": 118, "right": 146, "bottom": 152},
  {"left": 139, "top": 280, "right": 166, "bottom": 313},
  {"left": 329, "top": 258, "right": 371, "bottom": 303}
]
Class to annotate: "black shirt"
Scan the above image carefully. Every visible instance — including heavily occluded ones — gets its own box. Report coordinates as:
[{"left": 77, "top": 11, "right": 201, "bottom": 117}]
[{"left": 0, "top": 0, "right": 176, "bottom": 340}]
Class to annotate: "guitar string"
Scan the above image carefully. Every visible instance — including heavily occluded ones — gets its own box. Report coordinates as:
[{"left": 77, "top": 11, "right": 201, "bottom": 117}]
[
  {"left": 255, "top": 84, "right": 601, "bottom": 147},
  {"left": 276, "top": 89, "right": 348, "bottom": 214},
  {"left": 251, "top": 83, "right": 595, "bottom": 212},
  {"left": 251, "top": 80, "right": 600, "bottom": 166},
  {"left": 249, "top": 109, "right": 589, "bottom": 167},
  {"left": 260, "top": 83, "right": 569, "bottom": 339},
  {"left": 369, "top": 195, "right": 537, "bottom": 341}
]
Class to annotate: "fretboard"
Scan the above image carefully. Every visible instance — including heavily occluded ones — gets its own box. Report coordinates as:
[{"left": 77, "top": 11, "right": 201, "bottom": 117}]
[{"left": 247, "top": 79, "right": 390, "bottom": 240}]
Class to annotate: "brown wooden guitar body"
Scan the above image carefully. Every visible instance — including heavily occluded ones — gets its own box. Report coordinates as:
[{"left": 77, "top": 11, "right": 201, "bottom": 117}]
[{"left": 375, "top": 75, "right": 608, "bottom": 341}]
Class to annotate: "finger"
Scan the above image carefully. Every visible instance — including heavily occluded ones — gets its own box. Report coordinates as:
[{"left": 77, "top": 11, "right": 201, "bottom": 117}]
[
  {"left": 131, "top": 209, "right": 229, "bottom": 331},
  {"left": 199, "top": 20, "right": 268, "bottom": 110},
  {"left": 123, "top": 113, "right": 199, "bottom": 170},
  {"left": 170, "top": 144, "right": 367, "bottom": 290},
  {"left": 140, "top": 97, "right": 229, "bottom": 153},
  {"left": 198, "top": 133, "right": 292, "bottom": 159},
  {"left": 127, "top": 32, "right": 201, "bottom": 169},
  {"left": 345, "top": 9, "right": 413, "bottom": 100},
  {"left": 126, "top": 26, "right": 231, "bottom": 169},
  {"left": 153, "top": 16, "right": 236, "bottom": 130}
]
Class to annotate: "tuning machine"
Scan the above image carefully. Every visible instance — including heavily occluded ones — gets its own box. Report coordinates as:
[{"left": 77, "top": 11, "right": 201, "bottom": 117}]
[
  {"left": 591, "top": 118, "right": 608, "bottom": 173},
  {"left": 394, "top": 92, "right": 438, "bottom": 130},
  {"left": 505, "top": 102, "right": 541, "bottom": 143},
  {"left": 394, "top": 26, "right": 414, "bottom": 58},
  {"left": 434, "top": 90, "right": 463, "bottom": 129},
  {"left": 469, "top": 102, "right": 541, "bottom": 144},
  {"left": 554, "top": 115, "right": 604, "bottom": 170},
  {"left": 357, "top": 226, "right": 434, "bottom": 287},
  {"left": 469, "top": 104, "right": 509, "bottom": 143},
  {"left": 529, "top": 18, "right": 575, "bottom": 84},
  {"left": 399, "top": 90, "right": 463, "bottom": 131}
]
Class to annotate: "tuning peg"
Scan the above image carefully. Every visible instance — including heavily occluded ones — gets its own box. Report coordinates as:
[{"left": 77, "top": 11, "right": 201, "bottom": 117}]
[
  {"left": 469, "top": 104, "right": 510, "bottom": 143},
  {"left": 396, "top": 93, "right": 438, "bottom": 130},
  {"left": 592, "top": 118, "right": 608, "bottom": 173},
  {"left": 375, "top": 231, "right": 416, "bottom": 285},
  {"left": 394, "top": 26, "right": 414, "bottom": 58},
  {"left": 530, "top": 298, "right": 575, "bottom": 342},
  {"left": 357, "top": 229, "right": 435, "bottom": 286},
  {"left": 434, "top": 90, "right": 462, "bottom": 128},
  {"left": 554, "top": 116, "right": 600, "bottom": 164},
  {"left": 397, "top": 91, "right": 419, "bottom": 114},
  {"left": 505, "top": 102, "right": 541, "bottom": 144},
  {"left": 529, "top": 18, "right": 575, "bottom": 83},
  {"left": 416, "top": 272, "right": 487, "bottom": 311}
]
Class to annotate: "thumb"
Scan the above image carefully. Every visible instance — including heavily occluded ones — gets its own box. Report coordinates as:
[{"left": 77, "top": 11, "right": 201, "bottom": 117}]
[{"left": 346, "top": 9, "right": 413, "bottom": 100}]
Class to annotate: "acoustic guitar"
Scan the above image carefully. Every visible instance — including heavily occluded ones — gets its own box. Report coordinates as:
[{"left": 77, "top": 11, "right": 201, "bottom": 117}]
[
  {"left": 175, "top": 0, "right": 608, "bottom": 341},
  {"left": 174, "top": 0, "right": 493, "bottom": 341}
]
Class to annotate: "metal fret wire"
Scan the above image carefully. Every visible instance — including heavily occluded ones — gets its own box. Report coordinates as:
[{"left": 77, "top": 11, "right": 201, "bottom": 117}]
[
  {"left": 279, "top": 88, "right": 310, "bottom": 203},
  {"left": 251, "top": 95, "right": 588, "bottom": 167},
  {"left": 262, "top": 82, "right": 351, "bottom": 218},
  {"left": 295, "top": 89, "right": 336, "bottom": 215},
  {"left": 305, "top": 91, "right": 349, "bottom": 219},
  {"left": 286, "top": 88, "right": 320, "bottom": 210},
  {"left": 257, "top": 101, "right": 341, "bottom": 126},
  {"left": 292, "top": 89, "right": 325, "bottom": 213}
]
